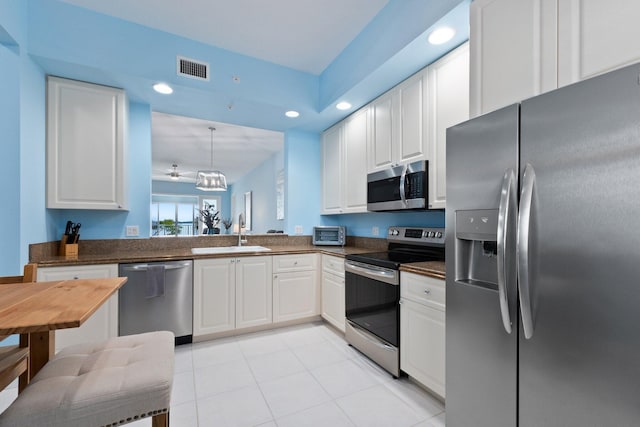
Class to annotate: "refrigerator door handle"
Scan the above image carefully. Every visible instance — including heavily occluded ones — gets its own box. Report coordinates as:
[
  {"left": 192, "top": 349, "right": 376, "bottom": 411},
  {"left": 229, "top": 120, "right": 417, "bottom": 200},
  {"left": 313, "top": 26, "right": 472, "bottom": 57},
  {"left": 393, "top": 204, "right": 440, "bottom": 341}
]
[
  {"left": 497, "top": 168, "right": 516, "bottom": 334},
  {"left": 518, "top": 163, "right": 536, "bottom": 339}
]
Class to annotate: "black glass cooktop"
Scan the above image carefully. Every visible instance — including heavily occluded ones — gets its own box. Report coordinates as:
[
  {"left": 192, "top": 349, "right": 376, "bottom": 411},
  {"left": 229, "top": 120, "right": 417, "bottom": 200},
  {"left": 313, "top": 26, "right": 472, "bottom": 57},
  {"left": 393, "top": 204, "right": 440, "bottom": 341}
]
[{"left": 346, "top": 247, "right": 444, "bottom": 270}]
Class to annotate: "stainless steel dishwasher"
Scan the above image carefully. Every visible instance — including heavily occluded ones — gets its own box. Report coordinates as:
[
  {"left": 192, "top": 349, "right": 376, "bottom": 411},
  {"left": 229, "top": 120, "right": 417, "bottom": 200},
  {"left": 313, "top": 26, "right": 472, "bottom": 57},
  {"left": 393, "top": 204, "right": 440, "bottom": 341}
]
[{"left": 118, "top": 260, "right": 193, "bottom": 345}]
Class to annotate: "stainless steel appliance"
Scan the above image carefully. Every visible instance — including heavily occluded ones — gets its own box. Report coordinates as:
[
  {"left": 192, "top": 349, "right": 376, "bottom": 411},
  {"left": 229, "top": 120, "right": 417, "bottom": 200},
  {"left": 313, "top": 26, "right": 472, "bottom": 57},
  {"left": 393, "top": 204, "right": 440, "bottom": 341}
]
[
  {"left": 446, "top": 63, "right": 640, "bottom": 426},
  {"left": 367, "top": 161, "right": 428, "bottom": 211},
  {"left": 312, "top": 226, "right": 346, "bottom": 246},
  {"left": 119, "top": 260, "right": 193, "bottom": 345},
  {"left": 345, "top": 227, "right": 444, "bottom": 377}
]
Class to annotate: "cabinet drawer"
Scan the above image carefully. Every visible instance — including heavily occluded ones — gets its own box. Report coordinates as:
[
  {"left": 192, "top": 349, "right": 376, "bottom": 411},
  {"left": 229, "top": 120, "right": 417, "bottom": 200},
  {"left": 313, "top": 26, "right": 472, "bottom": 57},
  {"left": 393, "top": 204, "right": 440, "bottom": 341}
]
[
  {"left": 322, "top": 255, "right": 345, "bottom": 277},
  {"left": 401, "top": 272, "right": 445, "bottom": 310},
  {"left": 273, "top": 254, "right": 317, "bottom": 273}
]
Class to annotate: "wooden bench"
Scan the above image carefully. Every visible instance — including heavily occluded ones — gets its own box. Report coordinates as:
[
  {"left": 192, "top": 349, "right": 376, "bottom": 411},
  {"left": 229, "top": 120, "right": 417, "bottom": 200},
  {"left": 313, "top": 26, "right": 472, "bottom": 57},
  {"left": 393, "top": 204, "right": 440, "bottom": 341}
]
[{"left": 0, "top": 266, "right": 174, "bottom": 427}]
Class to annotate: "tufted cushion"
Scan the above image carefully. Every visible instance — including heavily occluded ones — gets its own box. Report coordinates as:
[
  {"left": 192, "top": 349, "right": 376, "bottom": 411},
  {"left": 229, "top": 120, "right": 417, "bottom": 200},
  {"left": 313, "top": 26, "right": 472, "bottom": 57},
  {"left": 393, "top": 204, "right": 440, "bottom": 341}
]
[{"left": 0, "top": 331, "right": 174, "bottom": 427}]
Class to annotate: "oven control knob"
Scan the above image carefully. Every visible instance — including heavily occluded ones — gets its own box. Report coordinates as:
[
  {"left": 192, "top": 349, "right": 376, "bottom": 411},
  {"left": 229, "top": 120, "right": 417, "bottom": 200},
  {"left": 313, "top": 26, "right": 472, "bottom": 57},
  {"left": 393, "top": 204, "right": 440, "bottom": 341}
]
[
  {"left": 427, "top": 231, "right": 435, "bottom": 238},
  {"left": 391, "top": 229, "right": 399, "bottom": 236},
  {"left": 436, "top": 231, "right": 443, "bottom": 238}
]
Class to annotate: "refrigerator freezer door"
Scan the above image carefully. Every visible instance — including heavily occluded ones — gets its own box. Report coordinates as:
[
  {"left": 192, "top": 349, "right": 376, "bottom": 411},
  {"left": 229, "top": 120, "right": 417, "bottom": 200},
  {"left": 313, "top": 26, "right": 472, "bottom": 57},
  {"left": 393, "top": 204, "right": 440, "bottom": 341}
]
[
  {"left": 519, "top": 63, "right": 640, "bottom": 426},
  {"left": 445, "top": 104, "right": 519, "bottom": 427}
]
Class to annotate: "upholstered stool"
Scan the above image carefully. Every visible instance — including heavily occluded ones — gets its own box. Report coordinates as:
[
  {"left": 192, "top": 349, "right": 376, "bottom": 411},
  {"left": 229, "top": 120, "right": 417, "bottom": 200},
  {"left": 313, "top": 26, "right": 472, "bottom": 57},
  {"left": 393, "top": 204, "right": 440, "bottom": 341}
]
[{"left": 0, "top": 331, "right": 174, "bottom": 427}]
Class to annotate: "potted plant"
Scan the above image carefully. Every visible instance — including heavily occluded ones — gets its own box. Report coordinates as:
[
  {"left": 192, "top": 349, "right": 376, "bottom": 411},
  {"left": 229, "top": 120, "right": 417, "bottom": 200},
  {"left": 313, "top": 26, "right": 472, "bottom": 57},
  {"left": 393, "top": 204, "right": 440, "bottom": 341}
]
[
  {"left": 197, "top": 203, "right": 220, "bottom": 234},
  {"left": 221, "top": 218, "right": 233, "bottom": 234}
]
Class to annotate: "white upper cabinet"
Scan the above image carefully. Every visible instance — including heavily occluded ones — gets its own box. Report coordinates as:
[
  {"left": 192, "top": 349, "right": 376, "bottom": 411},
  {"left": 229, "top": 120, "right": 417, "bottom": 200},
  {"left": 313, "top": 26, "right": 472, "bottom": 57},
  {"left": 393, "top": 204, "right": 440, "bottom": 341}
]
[
  {"left": 470, "top": 0, "right": 557, "bottom": 117},
  {"left": 369, "top": 92, "right": 395, "bottom": 171},
  {"left": 368, "top": 71, "right": 428, "bottom": 173},
  {"left": 427, "top": 42, "right": 470, "bottom": 209},
  {"left": 321, "top": 124, "right": 343, "bottom": 214},
  {"left": 47, "top": 76, "right": 128, "bottom": 210},
  {"left": 321, "top": 107, "right": 368, "bottom": 214},
  {"left": 342, "top": 108, "right": 368, "bottom": 212},
  {"left": 471, "top": 0, "right": 640, "bottom": 117},
  {"left": 322, "top": 43, "right": 469, "bottom": 211},
  {"left": 557, "top": 0, "right": 640, "bottom": 87},
  {"left": 397, "top": 72, "right": 427, "bottom": 165}
]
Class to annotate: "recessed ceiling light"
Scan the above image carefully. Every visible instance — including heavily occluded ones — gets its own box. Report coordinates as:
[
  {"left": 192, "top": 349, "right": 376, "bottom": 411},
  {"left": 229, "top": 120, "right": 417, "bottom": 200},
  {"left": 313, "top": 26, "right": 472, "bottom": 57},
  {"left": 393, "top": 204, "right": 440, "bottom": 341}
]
[
  {"left": 153, "top": 83, "right": 173, "bottom": 94},
  {"left": 336, "top": 102, "right": 352, "bottom": 110},
  {"left": 428, "top": 27, "right": 455, "bottom": 45},
  {"left": 285, "top": 110, "right": 300, "bottom": 118}
]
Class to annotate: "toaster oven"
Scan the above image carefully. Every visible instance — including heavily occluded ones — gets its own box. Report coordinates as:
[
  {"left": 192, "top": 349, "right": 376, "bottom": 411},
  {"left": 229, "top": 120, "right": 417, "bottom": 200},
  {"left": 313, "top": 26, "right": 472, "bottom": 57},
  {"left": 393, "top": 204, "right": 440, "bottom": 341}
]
[{"left": 312, "top": 226, "right": 346, "bottom": 246}]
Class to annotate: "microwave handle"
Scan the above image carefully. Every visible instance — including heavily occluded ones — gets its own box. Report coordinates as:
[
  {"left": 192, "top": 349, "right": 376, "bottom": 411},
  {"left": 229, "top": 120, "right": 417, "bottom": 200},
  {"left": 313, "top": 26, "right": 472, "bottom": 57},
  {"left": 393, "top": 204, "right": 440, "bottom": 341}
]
[{"left": 399, "top": 164, "right": 408, "bottom": 206}]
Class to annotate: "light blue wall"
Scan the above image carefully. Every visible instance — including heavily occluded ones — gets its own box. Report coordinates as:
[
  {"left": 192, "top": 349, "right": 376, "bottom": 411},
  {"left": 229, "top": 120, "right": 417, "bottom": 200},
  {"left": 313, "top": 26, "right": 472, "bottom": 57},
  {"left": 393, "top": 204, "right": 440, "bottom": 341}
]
[
  {"left": 231, "top": 150, "right": 285, "bottom": 234},
  {"left": 284, "top": 130, "right": 321, "bottom": 235},
  {"left": 1, "top": 0, "right": 47, "bottom": 274},
  {"left": 322, "top": 211, "right": 446, "bottom": 238}
]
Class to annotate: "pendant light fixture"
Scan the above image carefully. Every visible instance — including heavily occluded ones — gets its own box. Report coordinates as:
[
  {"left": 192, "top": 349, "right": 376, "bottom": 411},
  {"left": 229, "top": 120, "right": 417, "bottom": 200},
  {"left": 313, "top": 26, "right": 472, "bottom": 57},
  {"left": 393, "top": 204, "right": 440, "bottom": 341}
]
[{"left": 196, "top": 126, "right": 227, "bottom": 191}]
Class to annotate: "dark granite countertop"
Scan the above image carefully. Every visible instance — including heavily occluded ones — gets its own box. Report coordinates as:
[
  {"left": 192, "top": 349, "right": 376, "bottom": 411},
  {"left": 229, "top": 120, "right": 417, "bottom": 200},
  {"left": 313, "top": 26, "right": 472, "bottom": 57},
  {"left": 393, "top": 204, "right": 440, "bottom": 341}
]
[
  {"left": 34, "top": 245, "right": 378, "bottom": 267},
  {"left": 400, "top": 261, "right": 446, "bottom": 280}
]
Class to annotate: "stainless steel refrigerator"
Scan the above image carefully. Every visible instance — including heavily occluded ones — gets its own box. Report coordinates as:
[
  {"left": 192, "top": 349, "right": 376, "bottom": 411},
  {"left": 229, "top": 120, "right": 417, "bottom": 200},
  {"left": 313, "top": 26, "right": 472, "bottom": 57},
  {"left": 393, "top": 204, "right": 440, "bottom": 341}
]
[{"left": 445, "top": 62, "right": 640, "bottom": 426}]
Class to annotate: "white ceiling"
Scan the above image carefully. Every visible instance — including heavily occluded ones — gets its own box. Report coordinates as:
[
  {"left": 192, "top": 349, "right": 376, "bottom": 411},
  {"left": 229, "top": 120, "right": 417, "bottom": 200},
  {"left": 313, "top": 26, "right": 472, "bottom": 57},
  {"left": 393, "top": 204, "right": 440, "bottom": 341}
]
[
  {"left": 59, "top": 0, "right": 390, "bottom": 74},
  {"left": 152, "top": 113, "right": 283, "bottom": 184},
  {"left": 60, "top": 0, "right": 389, "bottom": 185}
]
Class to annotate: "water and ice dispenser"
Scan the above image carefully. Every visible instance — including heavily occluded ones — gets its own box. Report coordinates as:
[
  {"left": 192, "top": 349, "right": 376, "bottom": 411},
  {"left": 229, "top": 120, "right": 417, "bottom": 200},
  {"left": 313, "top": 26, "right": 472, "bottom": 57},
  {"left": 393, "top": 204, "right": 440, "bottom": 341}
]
[{"left": 455, "top": 209, "right": 499, "bottom": 290}]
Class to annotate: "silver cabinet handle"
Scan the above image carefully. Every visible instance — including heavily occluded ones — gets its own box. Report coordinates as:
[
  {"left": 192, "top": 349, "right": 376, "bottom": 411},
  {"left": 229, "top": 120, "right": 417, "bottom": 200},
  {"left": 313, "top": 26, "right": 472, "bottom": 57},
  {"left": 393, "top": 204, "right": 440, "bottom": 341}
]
[
  {"left": 518, "top": 163, "right": 536, "bottom": 339},
  {"left": 497, "top": 168, "right": 516, "bottom": 334},
  {"left": 121, "top": 262, "right": 191, "bottom": 272}
]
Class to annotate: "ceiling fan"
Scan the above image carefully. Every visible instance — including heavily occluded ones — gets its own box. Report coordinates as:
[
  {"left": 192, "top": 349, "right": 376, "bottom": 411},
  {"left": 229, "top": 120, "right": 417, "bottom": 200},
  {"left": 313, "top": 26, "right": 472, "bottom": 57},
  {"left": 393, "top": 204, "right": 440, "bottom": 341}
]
[{"left": 164, "top": 164, "right": 195, "bottom": 180}]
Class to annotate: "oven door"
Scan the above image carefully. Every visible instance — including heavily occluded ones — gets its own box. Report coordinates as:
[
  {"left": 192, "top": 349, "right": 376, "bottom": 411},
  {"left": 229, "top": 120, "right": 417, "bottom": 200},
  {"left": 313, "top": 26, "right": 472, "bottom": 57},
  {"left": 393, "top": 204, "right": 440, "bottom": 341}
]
[{"left": 344, "top": 260, "right": 399, "bottom": 347}]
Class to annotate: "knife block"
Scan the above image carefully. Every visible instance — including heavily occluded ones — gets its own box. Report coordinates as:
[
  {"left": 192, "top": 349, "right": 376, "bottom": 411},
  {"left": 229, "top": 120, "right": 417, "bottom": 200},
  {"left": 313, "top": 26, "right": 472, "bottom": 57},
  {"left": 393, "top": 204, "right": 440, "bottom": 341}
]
[{"left": 59, "top": 235, "right": 78, "bottom": 259}]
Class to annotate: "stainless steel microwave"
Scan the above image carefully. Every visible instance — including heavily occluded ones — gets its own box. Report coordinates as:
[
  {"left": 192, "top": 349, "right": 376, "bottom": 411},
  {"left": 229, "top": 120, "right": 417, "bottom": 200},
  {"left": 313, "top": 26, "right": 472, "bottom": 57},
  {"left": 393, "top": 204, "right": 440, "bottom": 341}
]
[
  {"left": 313, "top": 226, "right": 346, "bottom": 246},
  {"left": 367, "top": 161, "right": 428, "bottom": 211}
]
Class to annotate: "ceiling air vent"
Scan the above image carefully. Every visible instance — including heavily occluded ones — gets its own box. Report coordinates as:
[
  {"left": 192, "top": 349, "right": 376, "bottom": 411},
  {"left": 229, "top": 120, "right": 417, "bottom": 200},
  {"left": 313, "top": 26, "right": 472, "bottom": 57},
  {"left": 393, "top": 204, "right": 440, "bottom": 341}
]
[{"left": 177, "top": 56, "right": 210, "bottom": 81}]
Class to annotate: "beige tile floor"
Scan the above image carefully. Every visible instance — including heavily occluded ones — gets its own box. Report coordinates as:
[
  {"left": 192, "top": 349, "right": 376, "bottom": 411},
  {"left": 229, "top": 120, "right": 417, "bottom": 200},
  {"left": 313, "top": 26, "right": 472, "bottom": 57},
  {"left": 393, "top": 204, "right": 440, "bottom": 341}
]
[{"left": 0, "top": 322, "right": 446, "bottom": 426}]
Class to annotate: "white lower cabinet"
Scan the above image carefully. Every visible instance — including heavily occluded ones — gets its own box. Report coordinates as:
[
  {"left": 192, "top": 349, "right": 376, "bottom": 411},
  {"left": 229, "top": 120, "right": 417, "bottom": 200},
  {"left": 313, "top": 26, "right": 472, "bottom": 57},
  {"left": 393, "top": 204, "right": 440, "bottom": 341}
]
[
  {"left": 321, "top": 255, "right": 345, "bottom": 332},
  {"left": 400, "top": 272, "right": 446, "bottom": 398},
  {"left": 272, "top": 254, "right": 319, "bottom": 323},
  {"left": 37, "top": 264, "right": 119, "bottom": 353},
  {"left": 236, "top": 257, "right": 273, "bottom": 329},
  {"left": 193, "top": 256, "right": 272, "bottom": 337}
]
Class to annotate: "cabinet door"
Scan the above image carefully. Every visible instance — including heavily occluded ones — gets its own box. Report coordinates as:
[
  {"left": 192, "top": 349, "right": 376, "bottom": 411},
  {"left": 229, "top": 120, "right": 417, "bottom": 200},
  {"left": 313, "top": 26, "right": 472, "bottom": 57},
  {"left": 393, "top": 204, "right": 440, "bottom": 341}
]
[
  {"left": 368, "top": 92, "right": 395, "bottom": 172},
  {"left": 398, "top": 71, "right": 427, "bottom": 164},
  {"left": 46, "top": 76, "right": 128, "bottom": 210},
  {"left": 427, "top": 42, "right": 470, "bottom": 209},
  {"left": 321, "top": 271, "right": 345, "bottom": 332},
  {"left": 343, "top": 107, "right": 369, "bottom": 213},
  {"left": 273, "top": 270, "right": 319, "bottom": 323},
  {"left": 37, "top": 264, "right": 118, "bottom": 352},
  {"left": 557, "top": 0, "right": 640, "bottom": 87},
  {"left": 470, "top": 0, "right": 557, "bottom": 117},
  {"left": 236, "top": 256, "right": 273, "bottom": 329},
  {"left": 400, "top": 299, "right": 446, "bottom": 398},
  {"left": 193, "top": 258, "right": 235, "bottom": 336},
  {"left": 321, "top": 124, "right": 344, "bottom": 214}
]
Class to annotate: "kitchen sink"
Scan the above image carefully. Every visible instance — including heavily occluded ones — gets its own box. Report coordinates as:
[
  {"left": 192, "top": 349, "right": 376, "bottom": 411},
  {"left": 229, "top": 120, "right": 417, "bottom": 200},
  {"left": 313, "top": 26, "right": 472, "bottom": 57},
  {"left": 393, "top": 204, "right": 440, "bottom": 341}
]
[{"left": 191, "top": 246, "right": 272, "bottom": 255}]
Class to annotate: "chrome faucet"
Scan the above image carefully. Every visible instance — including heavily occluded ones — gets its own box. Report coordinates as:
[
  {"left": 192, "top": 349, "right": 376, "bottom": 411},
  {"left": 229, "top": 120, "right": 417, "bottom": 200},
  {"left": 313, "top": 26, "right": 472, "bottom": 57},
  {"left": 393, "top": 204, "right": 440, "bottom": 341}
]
[{"left": 237, "top": 213, "right": 247, "bottom": 246}]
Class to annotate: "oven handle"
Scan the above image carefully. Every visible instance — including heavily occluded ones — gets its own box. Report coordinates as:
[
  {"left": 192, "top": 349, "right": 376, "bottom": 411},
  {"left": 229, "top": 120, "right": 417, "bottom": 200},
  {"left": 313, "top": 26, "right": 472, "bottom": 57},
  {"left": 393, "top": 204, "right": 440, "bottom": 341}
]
[
  {"left": 345, "top": 261, "right": 399, "bottom": 286},
  {"left": 347, "top": 321, "right": 396, "bottom": 351}
]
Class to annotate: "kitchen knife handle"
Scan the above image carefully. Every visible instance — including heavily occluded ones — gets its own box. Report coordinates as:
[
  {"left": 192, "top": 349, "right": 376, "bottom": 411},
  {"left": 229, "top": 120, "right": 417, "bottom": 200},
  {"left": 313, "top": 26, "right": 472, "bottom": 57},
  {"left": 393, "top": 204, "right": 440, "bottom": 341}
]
[
  {"left": 518, "top": 163, "right": 536, "bottom": 339},
  {"left": 497, "top": 168, "right": 516, "bottom": 334}
]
